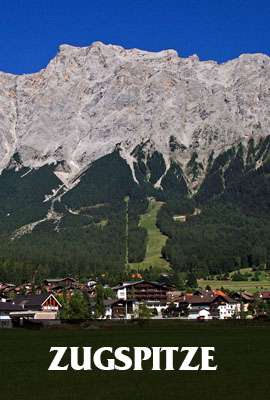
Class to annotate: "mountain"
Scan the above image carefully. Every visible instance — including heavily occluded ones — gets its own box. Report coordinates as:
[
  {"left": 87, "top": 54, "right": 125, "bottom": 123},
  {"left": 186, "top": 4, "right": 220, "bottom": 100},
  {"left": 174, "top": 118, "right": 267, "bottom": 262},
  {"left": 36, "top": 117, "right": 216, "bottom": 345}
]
[{"left": 0, "top": 42, "right": 270, "bottom": 281}]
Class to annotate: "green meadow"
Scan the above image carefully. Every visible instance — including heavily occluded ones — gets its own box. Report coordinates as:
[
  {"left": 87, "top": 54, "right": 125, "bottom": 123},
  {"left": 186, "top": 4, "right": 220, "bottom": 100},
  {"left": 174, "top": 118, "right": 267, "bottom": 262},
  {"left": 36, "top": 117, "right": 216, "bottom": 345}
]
[
  {"left": 198, "top": 278, "right": 270, "bottom": 292},
  {"left": 130, "top": 199, "right": 170, "bottom": 271},
  {"left": 199, "top": 268, "right": 270, "bottom": 292},
  {"left": 0, "top": 321, "right": 270, "bottom": 399}
]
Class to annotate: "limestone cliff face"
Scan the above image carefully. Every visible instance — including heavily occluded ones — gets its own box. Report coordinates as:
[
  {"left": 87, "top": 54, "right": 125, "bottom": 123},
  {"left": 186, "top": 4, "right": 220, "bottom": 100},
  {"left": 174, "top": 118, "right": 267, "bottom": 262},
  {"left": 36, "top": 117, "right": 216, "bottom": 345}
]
[{"left": 1, "top": 41, "right": 270, "bottom": 190}]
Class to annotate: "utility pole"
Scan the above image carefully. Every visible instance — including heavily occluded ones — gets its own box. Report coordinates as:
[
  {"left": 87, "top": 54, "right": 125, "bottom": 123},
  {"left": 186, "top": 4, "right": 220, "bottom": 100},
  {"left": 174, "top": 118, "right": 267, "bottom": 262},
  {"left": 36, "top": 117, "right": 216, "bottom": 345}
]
[{"left": 124, "top": 195, "right": 129, "bottom": 273}]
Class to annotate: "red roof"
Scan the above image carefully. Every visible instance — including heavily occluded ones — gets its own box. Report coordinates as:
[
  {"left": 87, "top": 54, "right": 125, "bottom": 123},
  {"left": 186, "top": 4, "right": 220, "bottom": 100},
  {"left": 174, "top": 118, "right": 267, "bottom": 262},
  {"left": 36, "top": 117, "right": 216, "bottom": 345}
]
[{"left": 258, "top": 291, "right": 270, "bottom": 300}]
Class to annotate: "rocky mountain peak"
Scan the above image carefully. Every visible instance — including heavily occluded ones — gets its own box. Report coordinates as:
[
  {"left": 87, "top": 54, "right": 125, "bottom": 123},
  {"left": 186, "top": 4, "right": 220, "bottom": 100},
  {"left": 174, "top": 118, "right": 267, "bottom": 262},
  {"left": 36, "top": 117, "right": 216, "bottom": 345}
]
[{"left": 0, "top": 41, "right": 270, "bottom": 189}]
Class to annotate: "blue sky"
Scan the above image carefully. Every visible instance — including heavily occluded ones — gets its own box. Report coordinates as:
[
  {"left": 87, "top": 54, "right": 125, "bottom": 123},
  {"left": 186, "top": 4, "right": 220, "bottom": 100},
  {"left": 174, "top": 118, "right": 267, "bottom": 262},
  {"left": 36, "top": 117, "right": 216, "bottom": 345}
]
[{"left": 1, "top": 0, "right": 270, "bottom": 74}]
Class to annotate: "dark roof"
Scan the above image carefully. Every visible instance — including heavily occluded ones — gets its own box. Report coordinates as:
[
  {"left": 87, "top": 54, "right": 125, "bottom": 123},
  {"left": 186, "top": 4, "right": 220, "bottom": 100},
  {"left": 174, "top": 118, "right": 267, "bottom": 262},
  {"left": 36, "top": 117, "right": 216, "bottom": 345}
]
[
  {"left": 179, "top": 293, "right": 216, "bottom": 305},
  {"left": 13, "top": 293, "right": 61, "bottom": 309},
  {"left": 0, "top": 302, "right": 23, "bottom": 312},
  {"left": 90, "top": 298, "right": 136, "bottom": 307},
  {"left": 112, "top": 280, "right": 144, "bottom": 290},
  {"left": 112, "top": 280, "right": 170, "bottom": 290},
  {"left": 46, "top": 285, "right": 75, "bottom": 291},
  {"left": 0, "top": 283, "right": 15, "bottom": 288},
  {"left": 14, "top": 294, "right": 48, "bottom": 306},
  {"left": 45, "top": 277, "right": 76, "bottom": 283},
  {"left": 104, "top": 299, "right": 122, "bottom": 306},
  {"left": 241, "top": 292, "right": 254, "bottom": 301},
  {"left": 233, "top": 292, "right": 254, "bottom": 301},
  {"left": 179, "top": 293, "right": 237, "bottom": 305}
]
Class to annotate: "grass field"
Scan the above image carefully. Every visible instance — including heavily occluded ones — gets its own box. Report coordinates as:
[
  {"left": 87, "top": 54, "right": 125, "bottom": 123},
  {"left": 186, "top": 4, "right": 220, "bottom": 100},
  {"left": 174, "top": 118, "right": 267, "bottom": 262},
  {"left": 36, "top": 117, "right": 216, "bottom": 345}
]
[
  {"left": 198, "top": 279, "right": 270, "bottom": 292},
  {"left": 0, "top": 321, "right": 270, "bottom": 399},
  {"left": 198, "top": 267, "right": 270, "bottom": 292},
  {"left": 130, "top": 199, "right": 170, "bottom": 271}
]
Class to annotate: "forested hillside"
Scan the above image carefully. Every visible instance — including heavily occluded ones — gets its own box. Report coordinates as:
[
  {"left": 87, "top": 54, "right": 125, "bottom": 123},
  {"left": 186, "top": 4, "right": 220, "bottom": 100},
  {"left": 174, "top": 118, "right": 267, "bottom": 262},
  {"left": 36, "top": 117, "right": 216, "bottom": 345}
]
[
  {"left": 1, "top": 136, "right": 270, "bottom": 283},
  {"left": 0, "top": 151, "right": 148, "bottom": 281},
  {"left": 158, "top": 137, "right": 270, "bottom": 278}
]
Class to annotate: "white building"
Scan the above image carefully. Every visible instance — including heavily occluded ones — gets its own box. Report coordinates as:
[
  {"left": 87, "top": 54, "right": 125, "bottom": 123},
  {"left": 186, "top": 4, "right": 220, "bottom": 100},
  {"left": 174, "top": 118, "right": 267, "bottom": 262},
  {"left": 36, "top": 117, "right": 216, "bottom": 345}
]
[
  {"left": 187, "top": 307, "right": 212, "bottom": 320},
  {"left": 215, "top": 302, "right": 239, "bottom": 319}
]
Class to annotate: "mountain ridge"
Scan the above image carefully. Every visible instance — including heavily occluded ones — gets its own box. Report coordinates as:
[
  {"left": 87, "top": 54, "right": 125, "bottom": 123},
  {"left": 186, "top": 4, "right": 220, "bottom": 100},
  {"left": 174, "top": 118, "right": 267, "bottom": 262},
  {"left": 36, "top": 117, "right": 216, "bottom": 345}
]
[{"left": 1, "top": 41, "right": 270, "bottom": 194}]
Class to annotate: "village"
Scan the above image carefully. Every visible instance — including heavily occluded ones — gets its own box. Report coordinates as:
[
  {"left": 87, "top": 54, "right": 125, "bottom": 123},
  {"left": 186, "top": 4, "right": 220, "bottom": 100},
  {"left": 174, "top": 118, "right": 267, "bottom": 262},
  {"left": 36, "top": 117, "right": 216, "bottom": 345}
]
[{"left": 0, "top": 276, "right": 270, "bottom": 328}]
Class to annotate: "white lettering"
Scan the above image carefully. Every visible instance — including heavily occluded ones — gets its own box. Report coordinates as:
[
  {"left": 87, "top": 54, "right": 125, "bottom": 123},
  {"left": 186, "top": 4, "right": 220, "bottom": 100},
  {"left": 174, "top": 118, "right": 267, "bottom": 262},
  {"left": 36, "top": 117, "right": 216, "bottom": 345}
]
[
  {"left": 161, "top": 347, "right": 179, "bottom": 370},
  {"left": 70, "top": 347, "right": 91, "bottom": 371},
  {"left": 48, "top": 346, "right": 217, "bottom": 371},
  {"left": 48, "top": 347, "right": 69, "bottom": 371},
  {"left": 201, "top": 347, "right": 217, "bottom": 370},
  {"left": 179, "top": 347, "right": 200, "bottom": 371},
  {"left": 114, "top": 347, "right": 133, "bottom": 370},
  {"left": 134, "top": 347, "right": 152, "bottom": 370},
  {"left": 93, "top": 347, "right": 115, "bottom": 371}
]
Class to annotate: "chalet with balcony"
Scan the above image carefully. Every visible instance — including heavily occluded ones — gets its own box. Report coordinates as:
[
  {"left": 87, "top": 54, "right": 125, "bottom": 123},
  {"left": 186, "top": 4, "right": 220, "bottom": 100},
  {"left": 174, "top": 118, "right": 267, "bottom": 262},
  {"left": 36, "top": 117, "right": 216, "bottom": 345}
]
[
  {"left": 113, "top": 280, "right": 171, "bottom": 316},
  {"left": 13, "top": 293, "right": 62, "bottom": 319},
  {"left": 113, "top": 281, "right": 170, "bottom": 301},
  {"left": 178, "top": 290, "right": 239, "bottom": 319},
  {"left": 89, "top": 298, "right": 138, "bottom": 320},
  {"left": 44, "top": 277, "right": 77, "bottom": 290},
  {"left": 107, "top": 299, "right": 138, "bottom": 319},
  {"left": 232, "top": 291, "right": 254, "bottom": 312}
]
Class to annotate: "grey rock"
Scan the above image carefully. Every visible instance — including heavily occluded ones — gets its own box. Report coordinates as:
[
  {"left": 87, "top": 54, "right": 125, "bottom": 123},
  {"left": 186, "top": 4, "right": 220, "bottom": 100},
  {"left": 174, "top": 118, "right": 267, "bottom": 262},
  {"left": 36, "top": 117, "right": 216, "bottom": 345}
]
[{"left": 1, "top": 41, "right": 270, "bottom": 190}]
